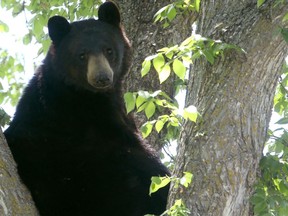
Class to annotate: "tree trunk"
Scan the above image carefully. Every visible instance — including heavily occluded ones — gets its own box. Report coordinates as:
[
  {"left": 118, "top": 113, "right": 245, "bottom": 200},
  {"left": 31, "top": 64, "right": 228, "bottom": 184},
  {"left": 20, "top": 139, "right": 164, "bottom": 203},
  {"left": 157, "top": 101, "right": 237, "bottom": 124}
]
[
  {"left": 169, "top": 1, "right": 288, "bottom": 215},
  {"left": 0, "top": 128, "right": 38, "bottom": 215},
  {"left": 115, "top": 0, "right": 196, "bottom": 151}
]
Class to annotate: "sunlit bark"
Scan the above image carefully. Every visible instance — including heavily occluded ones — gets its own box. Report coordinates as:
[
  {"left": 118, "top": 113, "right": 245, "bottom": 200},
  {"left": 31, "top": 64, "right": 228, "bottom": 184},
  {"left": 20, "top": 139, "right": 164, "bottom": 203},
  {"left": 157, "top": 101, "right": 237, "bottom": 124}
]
[
  {"left": 169, "top": 1, "right": 288, "bottom": 215},
  {"left": 0, "top": 129, "right": 38, "bottom": 215}
]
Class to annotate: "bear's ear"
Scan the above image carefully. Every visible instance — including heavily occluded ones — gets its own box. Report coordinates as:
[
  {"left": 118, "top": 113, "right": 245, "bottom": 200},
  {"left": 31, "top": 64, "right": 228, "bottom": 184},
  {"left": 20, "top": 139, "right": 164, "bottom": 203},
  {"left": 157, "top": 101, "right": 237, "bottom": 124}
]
[
  {"left": 48, "top": 16, "right": 71, "bottom": 44},
  {"left": 98, "top": 1, "right": 121, "bottom": 27}
]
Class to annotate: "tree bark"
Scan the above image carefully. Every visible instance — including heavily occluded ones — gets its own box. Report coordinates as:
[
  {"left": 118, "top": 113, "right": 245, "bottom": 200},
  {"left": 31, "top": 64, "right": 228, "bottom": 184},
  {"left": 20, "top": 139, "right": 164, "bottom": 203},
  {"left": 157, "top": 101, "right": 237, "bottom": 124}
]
[
  {"left": 0, "top": 128, "right": 38, "bottom": 215},
  {"left": 169, "top": 1, "right": 288, "bottom": 215},
  {"left": 115, "top": 0, "right": 196, "bottom": 151}
]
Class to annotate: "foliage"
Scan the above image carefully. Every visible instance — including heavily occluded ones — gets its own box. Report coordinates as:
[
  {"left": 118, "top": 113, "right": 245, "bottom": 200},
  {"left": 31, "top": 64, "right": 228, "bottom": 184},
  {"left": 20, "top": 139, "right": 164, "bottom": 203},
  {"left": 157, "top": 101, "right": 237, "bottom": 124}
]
[
  {"left": 125, "top": 32, "right": 241, "bottom": 140},
  {"left": 252, "top": 62, "right": 288, "bottom": 216},
  {"left": 145, "top": 172, "right": 193, "bottom": 216},
  {"left": 252, "top": 144, "right": 288, "bottom": 215},
  {"left": 165, "top": 199, "right": 191, "bottom": 216},
  {"left": 0, "top": 50, "right": 25, "bottom": 106},
  {"left": 281, "top": 28, "right": 288, "bottom": 44},
  {"left": 0, "top": 49, "right": 25, "bottom": 126},
  {"left": 1, "top": 0, "right": 102, "bottom": 55},
  {"left": 257, "top": 0, "right": 288, "bottom": 8},
  {"left": 154, "top": 0, "right": 200, "bottom": 28},
  {"left": 0, "top": 107, "right": 10, "bottom": 126},
  {"left": 257, "top": 0, "right": 288, "bottom": 45},
  {"left": 149, "top": 172, "right": 193, "bottom": 196},
  {"left": 141, "top": 35, "right": 242, "bottom": 83},
  {"left": 0, "top": 20, "right": 9, "bottom": 32},
  {"left": 0, "top": 16, "right": 22, "bottom": 126},
  {"left": 274, "top": 64, "right": 288, "bottom": 116},
  {"left": 257, "top": 0, "right": 266, "bottom": 7},
  {"left": 124, "top": 90, "right": 198, "bottom": 139}
]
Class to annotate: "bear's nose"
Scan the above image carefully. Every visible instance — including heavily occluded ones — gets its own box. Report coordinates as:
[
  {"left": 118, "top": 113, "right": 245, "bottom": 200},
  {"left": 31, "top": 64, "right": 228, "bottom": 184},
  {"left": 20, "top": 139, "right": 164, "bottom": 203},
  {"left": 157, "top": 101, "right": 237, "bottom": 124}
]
[{"left": 95, "top": 73, "right": 112, "bottom": 87}]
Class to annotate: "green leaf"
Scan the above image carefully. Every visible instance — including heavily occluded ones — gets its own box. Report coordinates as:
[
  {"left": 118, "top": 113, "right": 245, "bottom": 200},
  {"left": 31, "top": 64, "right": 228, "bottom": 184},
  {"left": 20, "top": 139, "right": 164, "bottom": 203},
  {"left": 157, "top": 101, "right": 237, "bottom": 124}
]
[
  {"left": 0, "top": 20, "right": 9, "bottom": 32},
  {"left": 167, "top": 6, "right": 177, "bottom": 22},
  {"left": 153, "top": 54, "right": 165, "bottom": 73},
  {"left": 279, "top": 206, "right": 288, "bottom": 216},
  {"left": 124, "top": 92, "right": 136, "bottom": 114},
  {"left": 180, "top": 172, "right": 193, "bottom": 187},
  {"left": 203, "top": 50, "right": 214, "bottom": 64},
  {"left": 149, "top": 176, "right": 171, "bottom": 195},
  {"left": 168, "top": 116, "right": 180, "bottom": 127},
  {"left": 155, "top": 117, "right": 167, "bottom": 133},
  {"left": 194, "top": 0, "right": 201, "bottom": 12},
  {"left": 15, "top": 63, "right": 24, "bottom": 72},
  {"left": 33, "top": 16, "right": 43, "bottom": 38},
  {"left": 275, "top": 117, "right": 288, "bottom": 124},
  {"left": 181, "top": 36, "right": 194, "bottom": 46},
  {"left": 0, "top": 107, "right": 11, "bottom": 127},
  {"left": 159, "top": 64, "right": 171, "bottom": 83},
  {"left": 153, "top": 5, "right": 167, "bottom": 22},
  {"left": 165, "top": 51, "right": 174, "bottom": 59},
  {"left": 257, "top": 0, "right": 266, "bottom": 7},
  {"left": 141, "top": 121, "right": 155, "bottom": 138},
  {"left": 141, "top": 60, "right": 151, "bottom": 77},
  {"left": 251, "top": 192, "right": 266, "bottom": 205},
  {"left": 283, "top": 13, "right": 288, "bottom": 22},
  {"left": 183, "top": 105, "right": 198, "bottom": 122},
  {"left": 281, "top": 28, "right": 288, "bottom": 44},
  {"left": 254, "top": 201, "right": 267, "bottom": 213},
  {"left": 23, "top": 33, "right": 32, "bottom": 45},
  {"left": 145, "top": 100, "right": 156, "bottom": 119},
  {"left": 172, "top": 59, "right": 186, "bottom": 80},
  {"left": 154, "top": 13, "right": 162, "bottom": 23},
  {"left": 137, "top": 101, "right": 147, "bottom": 113},
  {"left": 136, "top": 95, "right": 147, "bottom": 109},
  {"left": 279, "top": 181, "right": 288, "bottom": 196}
]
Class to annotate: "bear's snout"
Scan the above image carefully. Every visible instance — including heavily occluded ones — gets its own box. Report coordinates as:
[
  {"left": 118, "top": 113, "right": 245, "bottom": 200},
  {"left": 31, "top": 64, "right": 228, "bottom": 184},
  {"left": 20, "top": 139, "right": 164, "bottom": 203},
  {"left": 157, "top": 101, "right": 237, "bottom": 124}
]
[
  {"left": 94, "top": 72, "right": 113, "bottom": 88},
  {"left": 87, "top": 55, "right": 114, "bottom": 89}
]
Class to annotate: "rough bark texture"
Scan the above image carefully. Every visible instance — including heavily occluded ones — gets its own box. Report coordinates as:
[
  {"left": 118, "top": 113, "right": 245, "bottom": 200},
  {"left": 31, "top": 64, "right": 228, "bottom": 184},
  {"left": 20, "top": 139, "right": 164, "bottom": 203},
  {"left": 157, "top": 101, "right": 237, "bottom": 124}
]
[
  {"left": 169, "top": 1, "right": 288, "bottom": 216},
  {"left": 0, "top": 128, "right": 38, "bottom": 215},
  {"left": 115, "top": 0, "right": 196, "bottom": 151}
]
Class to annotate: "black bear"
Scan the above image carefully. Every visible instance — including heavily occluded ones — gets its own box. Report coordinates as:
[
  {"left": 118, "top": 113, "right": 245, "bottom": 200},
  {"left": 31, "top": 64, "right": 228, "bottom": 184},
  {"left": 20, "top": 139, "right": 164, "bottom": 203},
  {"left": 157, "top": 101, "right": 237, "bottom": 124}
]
[{"left": 4, "top": 2, "right": 170, "bottom": 216}]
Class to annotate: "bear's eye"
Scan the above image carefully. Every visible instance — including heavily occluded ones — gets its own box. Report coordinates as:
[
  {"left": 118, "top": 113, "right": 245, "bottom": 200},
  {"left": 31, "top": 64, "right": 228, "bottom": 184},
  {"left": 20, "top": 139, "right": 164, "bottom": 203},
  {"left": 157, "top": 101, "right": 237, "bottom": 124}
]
[
  {"left": 105, "top": 48, "right": 113, "bottom": 56},
  {"left": 79, "top": 53, "right": 86, "bottom": 60}
]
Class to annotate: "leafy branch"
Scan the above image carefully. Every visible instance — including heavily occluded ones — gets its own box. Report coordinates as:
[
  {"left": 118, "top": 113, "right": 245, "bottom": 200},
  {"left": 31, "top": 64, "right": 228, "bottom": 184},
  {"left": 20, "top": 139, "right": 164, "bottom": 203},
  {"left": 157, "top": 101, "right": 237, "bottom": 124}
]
[
  {"left": 141, "top": 35, "right": 243, "bottom": 84},
  {"left": 146, "top": 172, "right": 193, "bottom": 216},
  {"left": 154, "top": 0, "right": 201, "bottom": 28},
  {"left": 124, "top": 90, "right": 198, "bottom": 139}
]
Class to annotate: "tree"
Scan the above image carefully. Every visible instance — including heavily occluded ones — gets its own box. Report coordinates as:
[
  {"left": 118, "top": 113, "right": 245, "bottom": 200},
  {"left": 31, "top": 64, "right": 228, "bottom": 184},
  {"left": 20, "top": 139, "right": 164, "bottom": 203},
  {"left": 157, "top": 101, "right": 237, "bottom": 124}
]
[
  {"left": 0, "top": 128, "right": 38, "bottom": 215},
  {"left": 0, "top": 0, "right": 288, "bottom": 215},
  {"left": 168, "top": 1, "right": 288, "bottom": 215}
]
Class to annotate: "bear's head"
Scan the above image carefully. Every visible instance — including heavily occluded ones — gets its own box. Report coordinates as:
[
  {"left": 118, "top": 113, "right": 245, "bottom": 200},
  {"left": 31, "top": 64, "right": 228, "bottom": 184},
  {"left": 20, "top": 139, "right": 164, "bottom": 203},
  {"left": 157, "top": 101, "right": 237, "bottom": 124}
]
[{"left": 47, "top": 1, "right": 131, "bottom": 92}]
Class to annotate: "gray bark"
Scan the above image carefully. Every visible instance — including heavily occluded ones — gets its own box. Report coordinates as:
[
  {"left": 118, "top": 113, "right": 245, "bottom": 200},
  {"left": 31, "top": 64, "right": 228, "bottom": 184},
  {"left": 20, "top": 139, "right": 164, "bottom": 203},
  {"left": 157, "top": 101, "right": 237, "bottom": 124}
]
[
  {"left": 0, "top": 128, "right": 38, "bottom": 215},
  {"left": 169, "top": 1, "right": 288, "bottom": 216}
]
